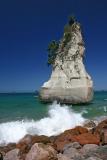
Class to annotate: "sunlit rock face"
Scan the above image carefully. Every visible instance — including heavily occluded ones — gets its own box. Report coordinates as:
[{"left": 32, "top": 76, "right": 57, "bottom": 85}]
[{"left": 40, "top": 22, "right": 93, "bottom": 104}]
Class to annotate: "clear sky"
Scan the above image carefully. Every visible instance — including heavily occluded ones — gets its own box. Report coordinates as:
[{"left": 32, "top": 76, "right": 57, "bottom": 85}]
[{"left": 0, "top": 0, "right": 107, "bottom": 92}]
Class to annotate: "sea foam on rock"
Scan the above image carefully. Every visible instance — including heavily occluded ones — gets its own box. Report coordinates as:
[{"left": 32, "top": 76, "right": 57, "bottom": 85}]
[
  {"left": 1, "top": 119, "right": 107, "bottom": 160},
  {"left": 0, "top": 102, "right": 85, "bottom": 145},
  {"left": 40, "top": 22, "right": 93, "bottom": 104}
]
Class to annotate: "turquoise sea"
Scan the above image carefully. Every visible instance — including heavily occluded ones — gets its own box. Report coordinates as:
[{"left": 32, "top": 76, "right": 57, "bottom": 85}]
[{"left": 0, "top": 91, "right": 107, "bottom": 145}]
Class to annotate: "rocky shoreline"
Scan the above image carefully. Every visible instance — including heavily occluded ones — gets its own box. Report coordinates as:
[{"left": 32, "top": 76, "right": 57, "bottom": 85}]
[{"left": 0, "top": 119, "right": 107, "bottom": 160}]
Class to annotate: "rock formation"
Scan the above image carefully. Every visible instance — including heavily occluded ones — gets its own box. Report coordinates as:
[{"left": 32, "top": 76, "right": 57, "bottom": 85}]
[{"left": 40, "top": 19, "right": 93, "bottom": 104}]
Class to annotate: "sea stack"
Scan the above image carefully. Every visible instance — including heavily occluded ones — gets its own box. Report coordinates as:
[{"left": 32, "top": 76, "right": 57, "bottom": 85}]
[{"left": 40, "top": 17, "right": 93, "bottom": 104}]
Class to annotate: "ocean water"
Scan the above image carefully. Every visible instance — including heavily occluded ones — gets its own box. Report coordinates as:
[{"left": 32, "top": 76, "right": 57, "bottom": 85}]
[{"left": 0, "top": 91, "right": 107, "bottom": 145}]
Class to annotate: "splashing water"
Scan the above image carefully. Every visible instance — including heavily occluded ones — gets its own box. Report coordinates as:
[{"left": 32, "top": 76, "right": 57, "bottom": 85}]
[
  {"left": 103, "top": 106, "right": 107, "bottom": 112},
  {"left": 0, "top": 102, "right": 85, "bottom": 145}
]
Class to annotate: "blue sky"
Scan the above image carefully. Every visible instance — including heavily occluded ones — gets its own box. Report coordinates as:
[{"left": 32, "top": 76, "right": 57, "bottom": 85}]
[{"left": 0, "top": 0, "right": 107, "bottom": 92}]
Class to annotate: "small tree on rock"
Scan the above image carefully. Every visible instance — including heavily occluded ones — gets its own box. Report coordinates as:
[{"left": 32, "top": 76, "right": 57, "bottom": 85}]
[{"left": 47, "top": 40, "right": 59, "bottom": 65}]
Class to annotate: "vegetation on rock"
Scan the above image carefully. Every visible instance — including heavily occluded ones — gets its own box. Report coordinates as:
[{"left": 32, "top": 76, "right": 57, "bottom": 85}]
[
  {"left": 63, "top": 15, "right": 76, "bottom": 47},
  {"left": 47, "top": 15, "right": 76, "bottom": 66},
  {"left": 47, "top": 40, "right": 59, "bottom": 65},
  {"left": 68, "top": 15, "right": 76, "bottom": 25}
]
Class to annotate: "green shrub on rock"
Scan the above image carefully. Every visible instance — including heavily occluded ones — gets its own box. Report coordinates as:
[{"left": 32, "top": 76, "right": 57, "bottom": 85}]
[
  {"left": 47, "top": 40, "right": 59, "bottom": 65},
  {"left": 63, "top": 32, "right": 72, "bottom": 47},
  {"left": 47, "top": 15, "right": 76, "bottom": 65},
  {"left": 68, "top": 15, "right": 76, "bottom": 26}
]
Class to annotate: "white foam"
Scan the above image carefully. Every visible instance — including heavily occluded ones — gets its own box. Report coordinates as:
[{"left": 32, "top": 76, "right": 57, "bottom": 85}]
[
  {"left": 103, "top": 106, "right": 107, "bottom": 112},
  {"left": 0, "top": 101, "right": 85, "bottom": 145},
  {"left": 104, "top": 99, "right": 107, "bottom": 101}
]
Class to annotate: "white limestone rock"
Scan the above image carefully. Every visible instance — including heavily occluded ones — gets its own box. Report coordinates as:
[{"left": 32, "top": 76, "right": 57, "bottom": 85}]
[{"left": 40, "top": 22, "right": 93, "bottom": 104}]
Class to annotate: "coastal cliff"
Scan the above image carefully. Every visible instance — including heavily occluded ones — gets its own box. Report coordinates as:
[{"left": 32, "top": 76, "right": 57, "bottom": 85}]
[{"left": 40, "top": 18, "right": 93, "bottom": 104}]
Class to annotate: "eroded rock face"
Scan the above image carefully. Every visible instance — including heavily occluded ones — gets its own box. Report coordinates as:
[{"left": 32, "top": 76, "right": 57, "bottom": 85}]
[{"left": 40, "top": 22, "right": 93, "bottom": 104}]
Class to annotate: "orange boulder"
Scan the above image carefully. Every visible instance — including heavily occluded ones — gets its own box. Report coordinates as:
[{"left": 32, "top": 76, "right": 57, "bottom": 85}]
[{"left": 72, "top": 132, "right": 100, "bottom": 145}]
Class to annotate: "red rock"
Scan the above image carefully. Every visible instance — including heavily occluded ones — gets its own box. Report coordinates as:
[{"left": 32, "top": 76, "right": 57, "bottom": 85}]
[
  {"left": 74, "top": 126, "right": 88, "bottom": 134},
  {"left": 16, "top": 143, "right": 30, "bottom": 154},
  {"left": 0, "top": 143, "right": 16, "bottom": 155},
  {"left": 64, "top": 126, "right": 88, "bottom": 135},
  {"left": 72, "top": 132, "right": 100, "bottom": 145},
  {"left": 16, "top": 134, "right": 51, "bottom": 156},
  {"left": 16, "top": 135, "right": 32, "bottom": 154},
  {"left": 54, "top": 133, "right": 77, "bottom": 151},
  {"left": 95, "top": 119, "right": 107, "bottom": 134},
  {"left": 94, "top": 119, "right": 107, "bottom": 144},
  {"left": 103, "top": 129, "right": 107, "bottom": 144},
  {"left": 54, "top": 141, "right": 69, "bottom": 152},
  {"left": 101, "top": 127, "right": 107, "bottom": 144},
  {"left": 31, "top": 135, "right": 50, "bottom": 145},
  {"left": 54, "top": 126, "right": 88, "bottom": 151}
]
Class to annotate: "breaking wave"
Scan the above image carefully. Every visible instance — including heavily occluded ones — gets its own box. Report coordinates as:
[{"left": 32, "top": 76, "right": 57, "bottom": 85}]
[{"left": 0, "top": 102, "right": 85, "bottom": 145}]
